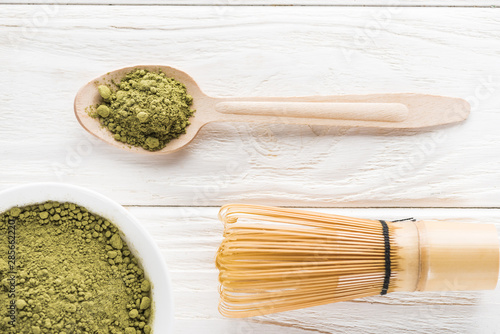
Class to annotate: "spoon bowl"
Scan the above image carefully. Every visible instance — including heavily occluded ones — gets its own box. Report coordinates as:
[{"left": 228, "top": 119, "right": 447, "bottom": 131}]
[
  {"left": 74, "top": 65, "right": 470, "bottom": 154},
  {"left": 74, "top": 65, "right": 211, "bottom": 154}
]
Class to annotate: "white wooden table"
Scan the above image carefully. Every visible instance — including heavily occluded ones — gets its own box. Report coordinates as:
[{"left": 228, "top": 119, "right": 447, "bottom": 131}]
[{"left": 1, "top": 1, "right": 500, "bottom": 333}]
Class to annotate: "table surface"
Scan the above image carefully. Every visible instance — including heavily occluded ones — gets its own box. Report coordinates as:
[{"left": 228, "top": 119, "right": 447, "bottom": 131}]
[{"left": 1, "top": 1, "right": 499, "bottom": 333}]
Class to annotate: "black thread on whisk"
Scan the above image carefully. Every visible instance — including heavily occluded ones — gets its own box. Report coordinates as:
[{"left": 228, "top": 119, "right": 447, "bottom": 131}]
[
  {"left": 379, "top": 220, "right": 391, "bottom": 295},
  {"left": 392, "top": 217, "right": 416, "bottom": 223}
]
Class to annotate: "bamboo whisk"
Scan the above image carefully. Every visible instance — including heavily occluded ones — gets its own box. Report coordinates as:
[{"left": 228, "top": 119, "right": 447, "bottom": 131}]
[{"left": 215, "top": 204, "right": 499, "bottom": 318}]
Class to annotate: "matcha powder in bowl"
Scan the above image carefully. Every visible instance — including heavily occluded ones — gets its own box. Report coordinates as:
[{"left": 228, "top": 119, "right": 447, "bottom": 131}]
[
  {"left": 93, "top": 69, "right": 195, "bottom": 152},
  {"left": 0, "top": 203, "right": 152, "bottom": 334},
  {"left": 0, "top": 183, "right": 173, "bottom": 334}
]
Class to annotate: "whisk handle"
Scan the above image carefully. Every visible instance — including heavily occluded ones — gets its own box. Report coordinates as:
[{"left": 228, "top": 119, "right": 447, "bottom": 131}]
[{"left": 394, "top": 221, "right": 499, "bottom": 292}]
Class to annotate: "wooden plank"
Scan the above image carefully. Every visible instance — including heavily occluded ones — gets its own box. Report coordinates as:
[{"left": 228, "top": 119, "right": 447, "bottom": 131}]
[
  {"left": 130, "top": 206, "right": 500, "bottom": 333},
  {"left": 0, "top": 6, "right": 499, "bottom": 207},
  {"left": 0, "top": 1, "right": 498, "bottom": 7}
]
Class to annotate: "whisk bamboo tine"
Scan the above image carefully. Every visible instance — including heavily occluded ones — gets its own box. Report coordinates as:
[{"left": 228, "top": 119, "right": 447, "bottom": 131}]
[{"left": 216, "top": 204, "right": 499, "bottom": 318}]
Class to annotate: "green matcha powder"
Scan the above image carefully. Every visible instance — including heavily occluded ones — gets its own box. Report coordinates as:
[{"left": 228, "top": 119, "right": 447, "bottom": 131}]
[
  {"left": 0, "top": 202, "right": 153, "bottom": 334},
  {"left": 93, "top": 69, "right": 195, "bottom": 151}
]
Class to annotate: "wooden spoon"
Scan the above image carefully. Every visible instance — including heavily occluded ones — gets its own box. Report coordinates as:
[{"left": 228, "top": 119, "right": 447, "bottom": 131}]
[{"left": 74, "top": 65, "right": 470, "bottom": 154}]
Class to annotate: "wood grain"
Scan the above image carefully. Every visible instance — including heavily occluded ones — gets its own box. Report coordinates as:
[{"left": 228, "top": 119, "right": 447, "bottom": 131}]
[
  {"left": 0, "top": 0, "right": 498, "bottom": 6},
  {"left": 1, "top": 3, "right": 500, "bottom": 333},
  {"left": 132, "top": 206, "right": 500, "bottom": 333},
  {"left": 0, "top": 6, "right": 498, "bottom": 207},
  {"left": 1, "top": 6, "right": 499, "bottom": 207}
]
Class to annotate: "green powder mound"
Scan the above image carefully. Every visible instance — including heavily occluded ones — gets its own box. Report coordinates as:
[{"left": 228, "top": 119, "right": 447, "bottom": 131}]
[
  {"left": 93, "top": 69, "right": 195, "bottom": 152},
  {"left": 0, "top": 202, "right": 153, "bottom": 334}
]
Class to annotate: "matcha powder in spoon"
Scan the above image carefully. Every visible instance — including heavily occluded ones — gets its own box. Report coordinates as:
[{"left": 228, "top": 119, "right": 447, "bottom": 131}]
[{"left": 93, "top": 69, "right": 195, "bottom": 151}]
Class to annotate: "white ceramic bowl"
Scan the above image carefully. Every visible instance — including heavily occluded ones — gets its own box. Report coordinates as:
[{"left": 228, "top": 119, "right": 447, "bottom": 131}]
[{"left": 0, "top": 183, "right": 174, "bottom": 333}]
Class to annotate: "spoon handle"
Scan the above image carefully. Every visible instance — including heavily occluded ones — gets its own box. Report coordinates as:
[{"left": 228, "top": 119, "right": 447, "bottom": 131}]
[
  {"left": 209, "top": 93, "right": 470, "bottom": 129},
  {"left": 215, "top": 101, "right": 408, "bottom": 122}
]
